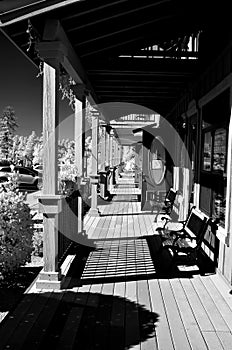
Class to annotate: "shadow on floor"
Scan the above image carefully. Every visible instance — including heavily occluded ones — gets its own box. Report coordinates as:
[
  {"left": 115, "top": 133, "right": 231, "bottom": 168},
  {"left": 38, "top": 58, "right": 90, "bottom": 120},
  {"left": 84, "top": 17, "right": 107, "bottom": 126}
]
[
  {"left": 0, "top": 265, "right": 43, "bottom": 313},
  {"left": 0, "top": 290, "right": 159, "bottom": 350},
  {"left": 66, "top": 236, "right": 216, "bottom": 289}
]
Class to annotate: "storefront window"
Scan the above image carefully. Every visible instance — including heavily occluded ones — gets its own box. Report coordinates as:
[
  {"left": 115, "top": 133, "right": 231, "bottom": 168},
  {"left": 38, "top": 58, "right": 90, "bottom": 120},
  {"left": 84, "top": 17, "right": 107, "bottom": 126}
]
[
  {"left": 203, "top": 131, "right": 212, "bottom": 171},
  {"left": 212, "top": 128, "right": 226, "bottom": 173},
  {"left": 200, "top": 90, "right": 230, "bottom": 228}
]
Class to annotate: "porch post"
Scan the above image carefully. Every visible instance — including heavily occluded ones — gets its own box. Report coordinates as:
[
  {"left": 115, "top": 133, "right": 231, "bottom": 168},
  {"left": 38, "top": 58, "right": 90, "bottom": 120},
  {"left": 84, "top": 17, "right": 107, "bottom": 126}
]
[
  {"left": 98, "top": 124, "right": 109, "bottom": 199},
  {"left": 134, "top": 143, "right": 140, "bottom": 185},
  {"left": 37, "top": 61, "right": 63, "bottom": 289},
  {"left": 105, "top": 127, "right": 110, "bottom": 167},
  {"left": 74, "top": 96, "right": 86, "bottom": 233},
  {"left": 75, "top": 97, "right": 84, "bottom": 177},
  {"left": 100, "top": 125, "right": 106, "bottom": 171},
  {"left": 89, "top": 110, "right": 100, "bottom": 216},
  {"left": 109, "top": 129, "right": 114, "bottom": 191}
]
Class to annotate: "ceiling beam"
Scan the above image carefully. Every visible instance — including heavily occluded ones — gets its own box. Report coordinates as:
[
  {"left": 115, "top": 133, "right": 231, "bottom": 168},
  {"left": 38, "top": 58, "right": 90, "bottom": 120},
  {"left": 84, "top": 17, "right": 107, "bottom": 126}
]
[
  {"left": 99, "top": 94, "right": 177, "bottom": 99},
  {"left": 95, "top": 86, "right": 182, "bottom": 92},
  {"left": 88, "top": 71, "right": 192, "bottom": 78},
  {"left": 119, "top": 50, "right": 199, "bottom": 59},
  {"left": 79, "top": 37, "right": 144, "bottom": 58},
  {"left": 86, "top": 57, "right": 198, "bottom": 72},
  {"left": 62, "top": 0, "right": 131, "bottom": 22},
  {"left": 75, "top": 14, "right": 173, "bottom": 48},
  {"left": 66, "top": 0, "right": 171, "bottom": 33}
]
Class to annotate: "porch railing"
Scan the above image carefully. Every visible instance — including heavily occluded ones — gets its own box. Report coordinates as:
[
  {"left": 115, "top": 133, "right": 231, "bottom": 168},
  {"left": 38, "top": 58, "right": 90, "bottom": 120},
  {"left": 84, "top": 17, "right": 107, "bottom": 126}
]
[{"left": 58, "top": 192, "right": 79, "bottom": 265}]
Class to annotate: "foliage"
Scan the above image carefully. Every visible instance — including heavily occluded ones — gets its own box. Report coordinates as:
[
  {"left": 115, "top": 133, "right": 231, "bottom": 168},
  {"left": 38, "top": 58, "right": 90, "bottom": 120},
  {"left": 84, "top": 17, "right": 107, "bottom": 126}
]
[
  {"left": 122, "top": 145, "right": 135, "bottom": 170},
  {"left": 0, "top": 181, "right": 34, "bottom": 279},
  {"left": 59, "top": 163, "right": 79, "bottom": 182},
  {"left": 58, "top": 138, "right": 75, "bottom": 167},
  {"left": 23, "top": 131, "right": 37, "bottom": 166},
  {"left": 0, "top": 106, "right": 18, "bottom": 160},
  {"left": 32, "top": 226, "right": 43, "bottom": 257},
  {"left": 32, "top": 134, "right": 43, "bottom": 166},
  {"left": 59, "top": 74, "right": 76, "bottom": 110}
]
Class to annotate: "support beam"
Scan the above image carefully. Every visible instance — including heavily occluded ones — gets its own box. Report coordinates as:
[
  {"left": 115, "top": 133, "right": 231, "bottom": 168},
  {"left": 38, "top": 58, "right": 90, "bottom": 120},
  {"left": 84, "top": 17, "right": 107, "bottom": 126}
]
[
  {"left": 74, "top": 96, "right": 86, "bottom": 234},
  {"left": 89, "top": 110, "right": 100, "bottom": 216},
  {"left": 109, "top": 129, "right": 115, "bottom": 192},
  {"left": 75, "top": 97, "right": 85, "bottom": 177},
  {"left": 100, "top": 125, "right": 106, "bottom": 171},
  {"left": 105, "top": 127, "right": 110, "bottom": 167},
  {"left": 37, "top": 61, "right": 62, "bottom": 289}
]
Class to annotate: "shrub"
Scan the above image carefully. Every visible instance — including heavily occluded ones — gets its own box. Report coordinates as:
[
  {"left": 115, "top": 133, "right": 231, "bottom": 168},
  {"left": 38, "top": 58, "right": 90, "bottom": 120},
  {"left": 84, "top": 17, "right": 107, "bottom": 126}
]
[
  {"left": 32, "top": 221, "right": 43, "bottom": 257},
  {"left": 0, "top": 181, "right": 34, "bottom": 279}
]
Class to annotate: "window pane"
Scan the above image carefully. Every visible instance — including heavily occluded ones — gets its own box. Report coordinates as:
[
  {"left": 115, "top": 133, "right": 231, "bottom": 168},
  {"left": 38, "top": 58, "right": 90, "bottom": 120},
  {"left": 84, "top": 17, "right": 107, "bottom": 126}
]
[
  {"left": 213, "top": 128, "right": 226, "bottom": 173},
  {"left": 213, "top": 181, "right": 226, "bottom": 228},
  {"left": 203, "top": 132, "right": 212, "bottom": 171}
]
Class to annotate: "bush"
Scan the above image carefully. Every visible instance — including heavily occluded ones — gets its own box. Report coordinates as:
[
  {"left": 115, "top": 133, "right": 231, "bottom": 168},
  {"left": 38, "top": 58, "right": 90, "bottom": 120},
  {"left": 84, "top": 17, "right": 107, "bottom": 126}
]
[
  {"left": 0, "top": 182, "right": 34, "bottom": 279},
  {"left": 32, "top": 222, "right": 43, "bottom": 257}
]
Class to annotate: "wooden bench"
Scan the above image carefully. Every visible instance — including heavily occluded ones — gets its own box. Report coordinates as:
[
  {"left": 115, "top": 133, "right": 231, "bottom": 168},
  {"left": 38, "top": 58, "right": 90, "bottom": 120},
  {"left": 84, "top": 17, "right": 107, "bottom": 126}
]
[{"left": 160, "top": 208, "right": 212, "bottom": 263}]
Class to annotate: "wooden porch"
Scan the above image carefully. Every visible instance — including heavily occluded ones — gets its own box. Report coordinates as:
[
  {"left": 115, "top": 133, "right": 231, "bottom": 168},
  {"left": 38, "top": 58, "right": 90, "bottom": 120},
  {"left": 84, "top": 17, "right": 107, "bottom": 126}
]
[{"left": 1, "top": 181, "right": 232, "bottom": 349}]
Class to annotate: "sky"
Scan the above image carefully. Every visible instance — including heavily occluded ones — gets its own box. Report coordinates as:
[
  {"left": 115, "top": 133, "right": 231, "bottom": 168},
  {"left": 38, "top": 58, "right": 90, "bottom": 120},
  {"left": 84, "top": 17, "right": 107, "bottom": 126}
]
[{"left": 0, "top": 31, "right": 74, "bottom": 139}]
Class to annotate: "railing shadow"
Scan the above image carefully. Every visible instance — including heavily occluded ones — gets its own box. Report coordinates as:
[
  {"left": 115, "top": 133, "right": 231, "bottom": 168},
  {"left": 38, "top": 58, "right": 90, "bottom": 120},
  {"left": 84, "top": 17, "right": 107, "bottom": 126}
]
[{"left": 66, "top": 235, "right": 214, "bottom": 289}]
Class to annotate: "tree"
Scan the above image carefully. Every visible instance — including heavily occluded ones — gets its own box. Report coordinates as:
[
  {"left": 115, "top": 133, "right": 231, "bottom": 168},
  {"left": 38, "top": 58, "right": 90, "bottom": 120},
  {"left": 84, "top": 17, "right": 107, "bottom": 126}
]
[
  {"left": 32, "top": 134, "right": 43, "bottom": 166},
  {"left": 122, "top": 145, "right": 135, "bottom": 171},
  {"left": 9, "top": 135, "right": 20, "bottom": 164},
  {"left": 15, "top": 135, "right": 26, "bottom": 165},
  {"left": 24, "top": 131, "right": 37, "bottom": 166},
  {"left": 0, "top": 106, "right": 18, "bottom": 160}
]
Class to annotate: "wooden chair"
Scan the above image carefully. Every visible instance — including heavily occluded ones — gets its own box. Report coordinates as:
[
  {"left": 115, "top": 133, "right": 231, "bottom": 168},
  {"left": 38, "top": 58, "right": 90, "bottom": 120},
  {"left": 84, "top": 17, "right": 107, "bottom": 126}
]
[
  {"left": 160, "top": 208, "right": 212, "bottom": 263},
  {"left": 152, "top": 187, "right": 177, "bottom": 222}
]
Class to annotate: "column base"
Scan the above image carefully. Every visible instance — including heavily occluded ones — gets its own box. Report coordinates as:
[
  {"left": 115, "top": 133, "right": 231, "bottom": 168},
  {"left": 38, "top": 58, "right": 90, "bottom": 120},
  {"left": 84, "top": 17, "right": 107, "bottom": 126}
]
[
  {"left": 36, "top": 269, "right": 63, "bottom": 290},
  {"left": 89, "top": 208, "right": 101, "bottom": 217}
]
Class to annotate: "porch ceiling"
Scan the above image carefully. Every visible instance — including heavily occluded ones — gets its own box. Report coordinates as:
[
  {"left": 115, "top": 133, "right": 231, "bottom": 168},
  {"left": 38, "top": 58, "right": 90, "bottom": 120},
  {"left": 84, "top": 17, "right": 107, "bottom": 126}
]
[
  {"left": 0, "top": 0, "right": 231, "bottom": 121},
  {"left": 113, "top": 126, "right": 141, "bottom": 146}
]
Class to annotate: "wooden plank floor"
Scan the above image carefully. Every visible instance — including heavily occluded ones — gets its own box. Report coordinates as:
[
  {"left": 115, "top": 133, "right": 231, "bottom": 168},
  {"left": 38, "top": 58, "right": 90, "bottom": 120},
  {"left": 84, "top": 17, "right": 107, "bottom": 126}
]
[{"left": 1, "top": 179, "right": 232, "bottom": 349}]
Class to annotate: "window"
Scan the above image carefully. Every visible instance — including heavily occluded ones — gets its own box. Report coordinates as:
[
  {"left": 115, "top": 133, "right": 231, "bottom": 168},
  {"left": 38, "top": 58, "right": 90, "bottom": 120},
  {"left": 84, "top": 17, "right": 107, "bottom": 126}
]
[
  {"left": 14, "top": 167, "right": 34, "bottom": 176},
  {"left": 203, "top": 131, "right": 212, "bottom": 171},
  {"left": 213, "top": 129, "right": 226, "bottom": 172},
  {"left": 202, "top": 128, "right": 226, "bottom": 174},
  {"left": 199, "top": 90, "right": 230, "bottom": 228}
]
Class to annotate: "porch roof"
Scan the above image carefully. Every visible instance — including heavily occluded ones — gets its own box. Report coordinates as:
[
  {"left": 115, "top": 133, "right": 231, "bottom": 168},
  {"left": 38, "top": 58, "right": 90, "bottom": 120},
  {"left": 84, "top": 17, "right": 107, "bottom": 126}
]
[{"left": 0, "top": 0, "right": 231, "bottom": 120}]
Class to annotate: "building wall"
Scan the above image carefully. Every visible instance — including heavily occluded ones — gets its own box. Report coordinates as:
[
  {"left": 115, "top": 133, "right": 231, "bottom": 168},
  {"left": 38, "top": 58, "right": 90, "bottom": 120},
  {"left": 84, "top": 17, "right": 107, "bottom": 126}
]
[{"left": 172, "top": 46, "right": 232, "bottom": 285}]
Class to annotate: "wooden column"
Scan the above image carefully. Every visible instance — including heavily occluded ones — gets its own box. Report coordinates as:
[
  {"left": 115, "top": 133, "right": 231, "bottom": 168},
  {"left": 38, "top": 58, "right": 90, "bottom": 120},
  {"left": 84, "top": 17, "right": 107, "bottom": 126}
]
[
  {"left": 105, "top": 127, "right": 110, "bottom": 167},
  {"left": 100, "top": 125, "right": 106, "bottom": 171},
  {"left": 109, "top": 129, "right": 114, "bottom": 191},
  {"left": 74, "top": 95, "right": 86, "bottom": 233},
  {"left": 89, "top": 110, "right": 100, "bottom": 216},
  {"left": 119, "top": 144, "right": 123, "bottom": 163},
  {"left": 37, "top": 61, "right": 63, "bottom": 290},
  {"left": 75, "top": 97, "right": 85, "bottom": 176},
  {"left": 98, "top": 125, "right": 108, "bottom": 199},
  {"left": 109, "top": 129, "right": 114, "bottom": 167},
  {"left": 134, "top": 143, "right": 140, "bottom": 184}
]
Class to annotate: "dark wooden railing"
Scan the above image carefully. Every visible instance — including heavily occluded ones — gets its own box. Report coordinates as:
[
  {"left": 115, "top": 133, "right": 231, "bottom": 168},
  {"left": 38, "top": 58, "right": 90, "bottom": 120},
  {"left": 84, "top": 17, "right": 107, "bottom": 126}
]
[{"left": 58, "top": 192, "right": 79, "bottom": 265}]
